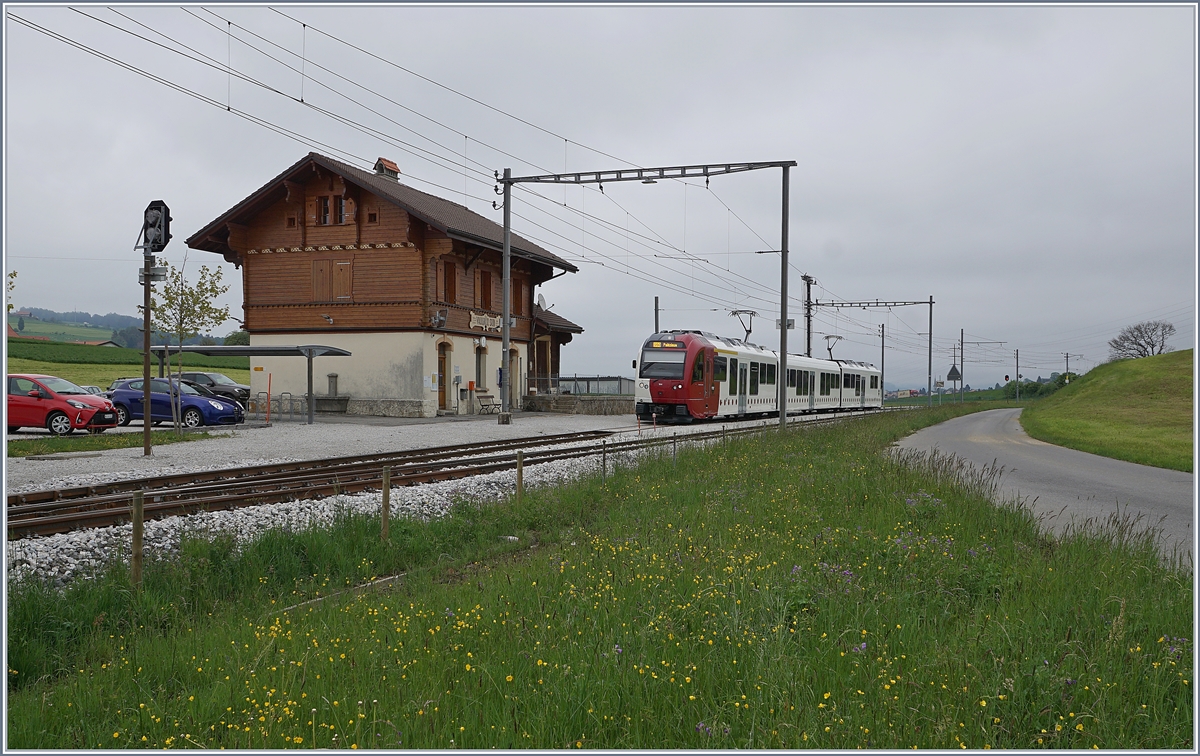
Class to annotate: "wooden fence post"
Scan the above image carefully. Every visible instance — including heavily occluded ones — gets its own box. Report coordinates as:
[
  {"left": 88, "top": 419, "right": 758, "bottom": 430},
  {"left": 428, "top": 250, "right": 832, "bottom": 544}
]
[
  {"left": 516, "top": 450, "right": 524, "bottom": 502},
  {"left": 131, "top": 491, "right": 144, "bottom": 588},
  {"left": 602, "top": 440, "right": 607, "bottom": 483},
  {"left": 381, "top": 467, "right": 391, "bottom": 541}
]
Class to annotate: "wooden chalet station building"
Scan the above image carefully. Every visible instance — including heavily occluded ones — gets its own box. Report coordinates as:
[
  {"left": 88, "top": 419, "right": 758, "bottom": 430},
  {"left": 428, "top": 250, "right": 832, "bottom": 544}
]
[{"left": 187, "top": 153, "right": 582, "bottom": 417}]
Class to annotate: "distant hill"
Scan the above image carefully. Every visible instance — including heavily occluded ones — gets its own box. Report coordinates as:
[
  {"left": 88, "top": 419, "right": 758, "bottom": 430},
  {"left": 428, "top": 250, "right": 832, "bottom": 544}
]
[
  {"left": 21, "top": 308, "right": 141, "bottom": 330},
  {"left": 1020, "top": 349, "right": 1193, "bottom": 472},
  {"left": 9, "top": 307, "right": 226, "bottom": 346}
]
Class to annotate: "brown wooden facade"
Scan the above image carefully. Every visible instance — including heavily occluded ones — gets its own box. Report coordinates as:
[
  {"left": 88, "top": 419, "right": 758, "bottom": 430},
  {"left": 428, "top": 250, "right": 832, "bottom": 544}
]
[{"left": 187, "top": 153, "right": 575, "bottom": 346}]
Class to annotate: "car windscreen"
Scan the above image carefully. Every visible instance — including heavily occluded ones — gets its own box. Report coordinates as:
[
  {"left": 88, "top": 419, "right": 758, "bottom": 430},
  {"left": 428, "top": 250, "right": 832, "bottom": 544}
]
[
  {"left": 39, "top": 377, "right": 88, "bottom": 395},
  {"left": 177, "top": 382, "right": 199, "bottom": 395},
  {"left": 639, "top": 349, "right": 687, "bottom": 379},
  {"left": 208, "top": 374, "right": 239, "bottom": 386}
]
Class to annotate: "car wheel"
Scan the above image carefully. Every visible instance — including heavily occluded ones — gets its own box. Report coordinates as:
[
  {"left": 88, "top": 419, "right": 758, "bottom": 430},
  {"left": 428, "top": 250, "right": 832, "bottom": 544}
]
[
  {"left": 115, "top": 405, "right": 130, "bottom": 426},
  {"left": 46, "top": 411, "right": 73, "bottom": 436},
  {"left": 182, "top": 408, "right": 204, "bottom": 428}
]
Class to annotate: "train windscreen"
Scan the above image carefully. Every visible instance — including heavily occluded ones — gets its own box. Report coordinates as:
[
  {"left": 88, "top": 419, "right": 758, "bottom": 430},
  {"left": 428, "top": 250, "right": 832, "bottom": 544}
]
[{"left": 639, "top": 349, "right": 687, "bottom": 379}]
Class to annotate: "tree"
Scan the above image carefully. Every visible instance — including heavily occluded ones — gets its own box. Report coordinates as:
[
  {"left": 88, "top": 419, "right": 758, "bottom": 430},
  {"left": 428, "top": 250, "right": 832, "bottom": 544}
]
[
  {"left": 17, "top": 316, "right": 24, "bottom": 332},
  {"left": 223, "top": 329, "right": 250, "bottom": 346},
  {"left": 1108, "top": 320, "right": 1176, "bottom": 361},
  {"left": 143, "top": 262, "right": 230, "bottom": 430},
  {"left": 6, "top": 270, "right": 16, "bottom": 314}
]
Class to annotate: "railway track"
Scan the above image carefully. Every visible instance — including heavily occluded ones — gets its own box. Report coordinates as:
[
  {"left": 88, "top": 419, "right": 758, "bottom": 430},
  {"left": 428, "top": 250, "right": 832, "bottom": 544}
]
[{"left": 7, "top": 410, "right": 880, "bottom": 539}]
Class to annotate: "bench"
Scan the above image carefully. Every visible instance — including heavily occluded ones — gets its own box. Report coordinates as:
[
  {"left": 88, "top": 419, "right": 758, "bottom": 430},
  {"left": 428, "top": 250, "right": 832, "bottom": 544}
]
[{"left": 477, "top": 394, "right": 500, "bottom": 414}]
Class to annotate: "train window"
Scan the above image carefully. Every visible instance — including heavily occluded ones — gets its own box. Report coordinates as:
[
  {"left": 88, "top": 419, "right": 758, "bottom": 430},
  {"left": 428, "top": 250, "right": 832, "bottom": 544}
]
[
  {"left": 855, "top": 374, "right": 861, "bottom": 397},
  {"left": 729, "top": 358, "right": 738, "bottom": 394},
  {"left": 787, "top": 369, "right": 795, "bottom": 388},
  {"left": 639, "top": 349, "right": 687, "bottom": 379},
  {"left": 714, "top": 356, "right": 728, "bottom": 382},
  {"left": 820, "top": 372, "right": 832, "bottom": 396},
  {"left": 749, "top": 363, "right": 759, "bottom": 395},
  {"left": 871, "top": 375, "right": 878, "bottom": 389},
  {"left": 691, "top": 355, "right": 705, "bottom": 383},
  {"left": 766, "top": 363, "right": 776, "bottom": 385}
]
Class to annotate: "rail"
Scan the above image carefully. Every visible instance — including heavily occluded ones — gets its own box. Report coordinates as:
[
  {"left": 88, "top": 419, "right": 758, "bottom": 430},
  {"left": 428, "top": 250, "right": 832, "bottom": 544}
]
[{"left": 7, "top": 409, "right": 884, "bottom": 539}]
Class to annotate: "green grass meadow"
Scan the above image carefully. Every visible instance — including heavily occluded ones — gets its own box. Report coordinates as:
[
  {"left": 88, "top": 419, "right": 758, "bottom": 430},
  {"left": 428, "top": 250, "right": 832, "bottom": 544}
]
[
  {"left": 6, "top": 317, "right": 115, "bottom": 342},
  {"left": 6, "top": 337, "right": 251, "bottom": 389},
  {"left": 6, "top": 406, "right": 1192, "bottom": 749},
  {"left": 1021, "top": 350, "right": 1194, "bottom": 472},
  {"left": 6, "top": 430, "right": 217, "bottom": 457},
  {"left": 4, "top": 357, "right": 251, "bottom": 391}
]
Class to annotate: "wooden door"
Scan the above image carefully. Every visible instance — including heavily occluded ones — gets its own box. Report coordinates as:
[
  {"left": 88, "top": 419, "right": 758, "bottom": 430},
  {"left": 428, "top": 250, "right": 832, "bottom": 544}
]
[{"left": 437, "top": 345, "right": 448, "bottom": 410}]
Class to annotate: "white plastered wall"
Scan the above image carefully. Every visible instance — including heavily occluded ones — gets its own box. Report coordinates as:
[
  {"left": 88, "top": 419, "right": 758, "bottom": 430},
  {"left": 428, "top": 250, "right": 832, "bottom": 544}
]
[{"left": 247, "top": 332, "right": 527, "bottom": 417}]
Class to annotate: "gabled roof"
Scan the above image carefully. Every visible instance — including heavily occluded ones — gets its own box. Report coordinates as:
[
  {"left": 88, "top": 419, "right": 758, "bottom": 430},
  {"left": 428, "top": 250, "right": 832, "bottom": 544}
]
[
  {"left": 532, "top": 304, "right": 583, "bottom": 334},
  {"left": 186, "top": 152, "right": 577, "bottom": 274}
]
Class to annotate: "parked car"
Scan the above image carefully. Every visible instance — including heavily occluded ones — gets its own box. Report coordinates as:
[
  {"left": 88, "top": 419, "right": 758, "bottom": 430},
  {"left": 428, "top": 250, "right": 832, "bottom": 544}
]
[
  {"left": 7, "top": 374, "right": 119, "bottom": 435},
  {"left": 177, "top": 372, "right": 250, "bottom": 407},
  {"left": 109, "top": 378, "right": 245, "bottom": 428},
  {"left": 81, "top": 385, "right": 104, "bottom": 395},
  {"left": 107, "top": 377, "right": 141, "bottom": 393},
  {"left": 179, "top": 378, "right": 221, "bottom": 399}
]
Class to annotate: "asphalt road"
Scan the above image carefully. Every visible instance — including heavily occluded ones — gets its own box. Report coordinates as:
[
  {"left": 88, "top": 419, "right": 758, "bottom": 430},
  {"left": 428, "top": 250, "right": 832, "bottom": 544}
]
[{"left": 894, "top": 407, "right": 1195, "bottom": 564}]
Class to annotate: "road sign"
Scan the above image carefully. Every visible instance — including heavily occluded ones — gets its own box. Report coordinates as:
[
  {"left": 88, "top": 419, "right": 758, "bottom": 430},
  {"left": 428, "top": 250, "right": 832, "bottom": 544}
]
[
  {"left": 946, "top": 365, "right": 961, "bottom": 381},
  {"left": 775, "top": 318, "right": 794, "bottom": 329}
]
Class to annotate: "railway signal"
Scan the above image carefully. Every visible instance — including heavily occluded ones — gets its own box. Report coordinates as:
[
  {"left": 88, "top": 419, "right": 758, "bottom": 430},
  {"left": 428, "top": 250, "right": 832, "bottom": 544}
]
[
  {"left": 141, "top": 200, "right": 172, "bottom": 254},
  {"left": 137, "top": 201, "right": 172, "bottom": 457}
]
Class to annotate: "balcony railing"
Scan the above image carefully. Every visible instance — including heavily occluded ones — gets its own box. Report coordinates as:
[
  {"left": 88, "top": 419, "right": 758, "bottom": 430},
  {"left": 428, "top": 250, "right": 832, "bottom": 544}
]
[{"left": 529, "top": 374, "right": 634, "bottom": 396}]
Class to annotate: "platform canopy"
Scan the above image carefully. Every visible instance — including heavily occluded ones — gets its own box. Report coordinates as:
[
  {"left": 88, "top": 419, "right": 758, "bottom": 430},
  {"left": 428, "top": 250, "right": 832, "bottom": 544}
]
[{"left": 149, "top": 344, "right": 351, "bottom": 424}]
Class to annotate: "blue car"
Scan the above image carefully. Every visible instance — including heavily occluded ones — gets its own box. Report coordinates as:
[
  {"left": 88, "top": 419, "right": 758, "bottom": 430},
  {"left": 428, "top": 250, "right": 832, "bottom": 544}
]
[{"left": 109, "top": 378, "right": 245, "bottom": 428}]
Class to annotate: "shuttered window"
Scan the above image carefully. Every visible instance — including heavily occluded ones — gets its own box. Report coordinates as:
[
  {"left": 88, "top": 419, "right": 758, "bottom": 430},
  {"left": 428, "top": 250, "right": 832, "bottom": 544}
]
[{"left": 313, "top": 259, "right": 352, "bottom": 302}]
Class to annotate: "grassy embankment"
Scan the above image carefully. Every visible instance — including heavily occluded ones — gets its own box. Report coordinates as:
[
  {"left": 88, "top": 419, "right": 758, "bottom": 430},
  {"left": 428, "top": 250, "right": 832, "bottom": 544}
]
[
  {"left": 7, "top": 404, "right": 1191, "bottom": 749},
  {"left": 1021, "top": 350, "right": 1194, "bottom": 473}
]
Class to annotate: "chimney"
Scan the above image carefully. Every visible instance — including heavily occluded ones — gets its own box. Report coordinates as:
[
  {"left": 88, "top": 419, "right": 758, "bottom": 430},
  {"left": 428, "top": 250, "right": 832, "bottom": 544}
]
[{"left": 373, "top": 157, "right": 400, "bottom": 181}]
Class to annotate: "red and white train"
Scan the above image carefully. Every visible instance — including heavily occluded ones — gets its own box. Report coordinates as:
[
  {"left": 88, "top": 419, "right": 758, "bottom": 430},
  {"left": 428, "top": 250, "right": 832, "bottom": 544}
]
[{"left": 634, "top": 330, "right": 882, "bottom": 422}]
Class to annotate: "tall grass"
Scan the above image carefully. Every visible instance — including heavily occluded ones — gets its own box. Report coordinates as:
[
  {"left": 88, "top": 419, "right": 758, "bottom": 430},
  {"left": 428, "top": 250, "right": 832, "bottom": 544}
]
[{"left": 7, "top": 405, "right": 1191, "bottom": 748}]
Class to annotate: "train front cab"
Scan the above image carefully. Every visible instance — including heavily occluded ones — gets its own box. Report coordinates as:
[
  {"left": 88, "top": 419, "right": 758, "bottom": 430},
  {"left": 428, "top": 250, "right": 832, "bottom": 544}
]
[{"left": 635, "top": 336, "right": 719, "bottom": 422}]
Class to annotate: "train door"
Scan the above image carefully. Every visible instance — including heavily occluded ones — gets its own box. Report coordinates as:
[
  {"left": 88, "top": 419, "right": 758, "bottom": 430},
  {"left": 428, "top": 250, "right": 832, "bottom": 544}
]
[
  {"left": 704, "top": 350, "right": 715, "bottom": 416},
  {"left": 808, "top": 371, "right": 815, "bottom": 411},
  {"left": 860, "top": 375, "right": 867, "bottom": 408},
  {"left": 738, "top": 363, "right": 748, "bottom": 415}
]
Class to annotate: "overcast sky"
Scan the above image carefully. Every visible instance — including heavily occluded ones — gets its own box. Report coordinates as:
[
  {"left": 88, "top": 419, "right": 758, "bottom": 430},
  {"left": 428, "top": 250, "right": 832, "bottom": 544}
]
[{"left": 4, "top": 3, "right": 1195, "bottom": 389}]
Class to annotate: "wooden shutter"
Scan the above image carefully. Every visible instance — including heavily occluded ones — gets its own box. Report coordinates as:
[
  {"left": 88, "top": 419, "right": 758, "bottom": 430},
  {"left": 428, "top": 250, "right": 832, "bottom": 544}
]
[
  {"left": 306, "top": 198, "right": 317, "bottom": 227},
  {"left": 312, "top": 260, "right": 331, "bottom": 302},
  {"left": 333, "top": 261, "right": 352, "bottom": 301},
  {"left": 444, "top": 261, "right": 456, "bottom": 304},
  {"left": 344, "top": 196, "right": 356, "bottom": 224}
]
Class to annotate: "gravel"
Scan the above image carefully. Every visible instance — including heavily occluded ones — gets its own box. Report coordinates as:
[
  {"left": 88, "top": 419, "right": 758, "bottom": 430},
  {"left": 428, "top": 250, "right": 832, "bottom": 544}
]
[{"left": 4, "top": 412, "right": 756, "bottom": 589}]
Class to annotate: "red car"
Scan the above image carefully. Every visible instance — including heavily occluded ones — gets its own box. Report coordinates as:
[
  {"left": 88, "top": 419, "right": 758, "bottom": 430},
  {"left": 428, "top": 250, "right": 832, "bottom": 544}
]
[{"left": 7, "top": 374, "right": 119, "bottom": 436}]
